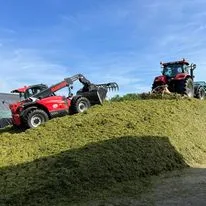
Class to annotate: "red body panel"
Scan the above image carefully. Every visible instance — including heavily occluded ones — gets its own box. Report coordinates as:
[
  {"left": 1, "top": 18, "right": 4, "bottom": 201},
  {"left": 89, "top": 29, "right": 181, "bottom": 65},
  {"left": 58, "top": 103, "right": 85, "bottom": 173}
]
[
  {"left": 12, "top": 114, "right": 21, "bottom": 126},
  {"left": 9, "top": 102, "right": 22, "bottom": 126},
  {"left": 154, "top": 75, "right": 167, "bottom": 84},
  {"left": 11, "top": 86, "right": 29, "bottom": 93},
  {"left": 51, "top": 82, "right": 68, "bottom": 92},
  {"left": 36, "top": 96, "right": 71, "bottom": 112},
  {"left": 174, "top": 73, "right": 190, "bottom": 80},
  {"left": 9, "top": 102, "right": 22, "bottom": 114},
  {"left": 154, "top": 73, "right": 191, "bottom": 84},
  {"left": 9, "top": 96, "right": 72, "bottom": 126}
]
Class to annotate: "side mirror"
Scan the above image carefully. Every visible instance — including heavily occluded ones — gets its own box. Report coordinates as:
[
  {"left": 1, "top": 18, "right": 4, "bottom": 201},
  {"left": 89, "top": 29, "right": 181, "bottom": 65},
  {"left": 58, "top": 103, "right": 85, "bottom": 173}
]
[
  {"left": 190, "top": 63, "right": 196, "bottom": 70},
  {"left": 193, "top": 64, "right": 196, "bottom": 69}
]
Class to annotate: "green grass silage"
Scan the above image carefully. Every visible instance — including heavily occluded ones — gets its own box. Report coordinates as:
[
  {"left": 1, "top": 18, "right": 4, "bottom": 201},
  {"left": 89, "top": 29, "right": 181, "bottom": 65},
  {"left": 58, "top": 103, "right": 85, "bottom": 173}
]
[{"left": 1, "top": 99, "right": 206, "bottom": 205}]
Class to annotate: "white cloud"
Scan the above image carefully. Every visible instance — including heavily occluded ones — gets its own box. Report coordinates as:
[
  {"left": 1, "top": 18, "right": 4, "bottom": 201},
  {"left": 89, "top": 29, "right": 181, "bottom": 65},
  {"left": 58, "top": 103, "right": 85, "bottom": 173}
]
[{"left": 0, "top": 48, "right": 69, "bottom": 92}]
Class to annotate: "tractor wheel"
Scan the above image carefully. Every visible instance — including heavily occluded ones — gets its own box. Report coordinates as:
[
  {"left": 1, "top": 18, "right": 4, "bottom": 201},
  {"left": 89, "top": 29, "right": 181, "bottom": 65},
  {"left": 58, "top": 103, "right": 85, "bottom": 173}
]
[
  {"left": 196, "top": 87, "right": 205, "bottom": 100},
  {"left": 176, "top": 78, "right": 194, "bottom": 98},
  {"left": 71, "top": 96, "right": 91, "bottom": 114},
  {"left": 26, "top": 109, "right": 49, "bottom": 128},
  {"left": 184, "top": 78, "right": 194, "bottom": 98}
]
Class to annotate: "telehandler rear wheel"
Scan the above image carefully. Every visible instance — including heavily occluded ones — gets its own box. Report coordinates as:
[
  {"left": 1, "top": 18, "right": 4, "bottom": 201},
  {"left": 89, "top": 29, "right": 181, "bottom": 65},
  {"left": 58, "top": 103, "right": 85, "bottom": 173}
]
[{"left": 26, "top": 109, "right": 49, "bottom": 128}]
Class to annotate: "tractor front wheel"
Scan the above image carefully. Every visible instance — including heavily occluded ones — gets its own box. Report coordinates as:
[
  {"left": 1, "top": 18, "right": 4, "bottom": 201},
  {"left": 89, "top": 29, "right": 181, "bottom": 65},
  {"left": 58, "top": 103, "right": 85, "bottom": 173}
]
[
  {"left": 71, "top": 96, "right": 91, "bottom": 114},
  {"left": 26, "top": 109, "right": 49, "bottom": 128}
]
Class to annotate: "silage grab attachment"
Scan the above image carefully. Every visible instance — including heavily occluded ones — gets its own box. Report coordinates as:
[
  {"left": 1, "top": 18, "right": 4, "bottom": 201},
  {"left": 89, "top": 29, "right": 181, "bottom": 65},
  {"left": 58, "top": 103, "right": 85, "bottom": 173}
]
[
  {"left": 95, "top": 82, "right": 119, "bottom": 91},
  {"left": 77, "top": 81, "right": 119, "bottom": 105}
]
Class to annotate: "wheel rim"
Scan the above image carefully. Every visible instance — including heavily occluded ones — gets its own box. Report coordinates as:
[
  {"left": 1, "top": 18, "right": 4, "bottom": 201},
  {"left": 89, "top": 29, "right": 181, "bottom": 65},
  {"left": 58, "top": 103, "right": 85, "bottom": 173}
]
[
  {"left": 78, "top": 102, "right": 87, "bottom": 112},
  {"left": 31, "top": 115, "right": 42, "bottom": 127}
]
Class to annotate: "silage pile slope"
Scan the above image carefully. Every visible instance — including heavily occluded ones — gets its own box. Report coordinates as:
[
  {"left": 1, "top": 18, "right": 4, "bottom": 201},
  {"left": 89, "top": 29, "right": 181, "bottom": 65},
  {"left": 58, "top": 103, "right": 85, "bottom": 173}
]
[{"left": 1, "top": 99, "right": 206, "bottom": 205}]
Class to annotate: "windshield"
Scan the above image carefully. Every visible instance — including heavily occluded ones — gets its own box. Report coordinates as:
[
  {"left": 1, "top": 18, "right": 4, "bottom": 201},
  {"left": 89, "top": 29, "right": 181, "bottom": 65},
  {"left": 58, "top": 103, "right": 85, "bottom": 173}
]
[
  {"left": 24, "top": 86, "right": 48, "bottom": 99},
  {"left": 162, "top": 64, "right": 183, "bottom": 77}
]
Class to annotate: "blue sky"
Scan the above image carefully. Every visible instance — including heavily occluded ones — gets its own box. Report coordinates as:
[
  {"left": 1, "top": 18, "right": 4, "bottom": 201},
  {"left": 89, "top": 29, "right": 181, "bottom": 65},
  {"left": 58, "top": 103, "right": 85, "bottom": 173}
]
[{"left": 0, "top": 0, "right": 206, "bottom": 96}]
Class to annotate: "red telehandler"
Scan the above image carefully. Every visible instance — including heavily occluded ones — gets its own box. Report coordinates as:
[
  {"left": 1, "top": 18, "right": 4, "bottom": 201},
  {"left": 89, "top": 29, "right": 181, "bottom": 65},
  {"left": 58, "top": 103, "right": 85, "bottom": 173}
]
[{"left": 9, "top": 74, "right": 118, "bottom": 128}]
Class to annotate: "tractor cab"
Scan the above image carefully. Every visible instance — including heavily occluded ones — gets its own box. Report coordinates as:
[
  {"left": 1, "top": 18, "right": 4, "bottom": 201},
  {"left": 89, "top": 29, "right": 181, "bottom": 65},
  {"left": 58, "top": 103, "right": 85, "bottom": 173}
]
[
  {"left": 11, "top": 84, "right": 48, "bottom": 100},
  {"left": 161, "top": 61, "right": 190, "bottom": 78},
  {"left": 160, "top": 59, "right": 196, "bottom": 80}
]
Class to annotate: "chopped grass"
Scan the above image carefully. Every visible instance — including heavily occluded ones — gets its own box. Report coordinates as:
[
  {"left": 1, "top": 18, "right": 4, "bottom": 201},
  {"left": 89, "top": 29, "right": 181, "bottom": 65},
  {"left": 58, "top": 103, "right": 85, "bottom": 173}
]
[
  {"left": 110, "top": 92, "right": 190, "bottom": 101},
  {"left": 1, "top": 99, "right": 206, "bottom": 205}
]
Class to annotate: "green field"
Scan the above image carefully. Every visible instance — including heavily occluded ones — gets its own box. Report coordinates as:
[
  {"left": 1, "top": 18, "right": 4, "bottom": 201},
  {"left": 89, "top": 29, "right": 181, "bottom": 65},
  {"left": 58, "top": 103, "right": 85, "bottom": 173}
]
[{"left": 1, "top": 99, "right": 206, "bottom": 205}]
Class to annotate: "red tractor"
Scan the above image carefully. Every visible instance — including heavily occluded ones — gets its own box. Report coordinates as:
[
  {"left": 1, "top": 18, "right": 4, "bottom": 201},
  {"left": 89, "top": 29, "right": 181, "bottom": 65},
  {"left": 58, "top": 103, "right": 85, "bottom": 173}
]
[
  {"left": 152, "top": 59, "right": 205, "bottom": 99},
  {"left": 9, "top": 74, "right": 118, "bottom": 128}
]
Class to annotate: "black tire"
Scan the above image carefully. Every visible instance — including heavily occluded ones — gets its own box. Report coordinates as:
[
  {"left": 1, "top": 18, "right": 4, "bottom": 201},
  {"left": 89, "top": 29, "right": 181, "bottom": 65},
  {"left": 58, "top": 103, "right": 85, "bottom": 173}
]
[
  {"left": 176, "top": 78, "right": 194, "bottom": 98},
  {"left": 195, "top": 87, "right": 205, "bottom": 100},
  {"left": 185, "top": 78, "right": 194, "bottom": 97},
  {"left": 21, "top": 107, "right": 37, "bottom": 125},
  {"left": 26, "top": 109, "right": 49, "bottom": 128},
  {"left": 12, "top": 124, "right": 25, "bottom": 130},
  {"left": 70, "top": 96, "right": 91, "bottom": 114}
]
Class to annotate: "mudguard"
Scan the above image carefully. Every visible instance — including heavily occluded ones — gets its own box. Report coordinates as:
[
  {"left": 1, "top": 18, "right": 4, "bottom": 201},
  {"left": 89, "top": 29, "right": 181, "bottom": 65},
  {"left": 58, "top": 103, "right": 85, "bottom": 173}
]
[{"left": 153, "top": 75, "right": 167, "bottom": 84}]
